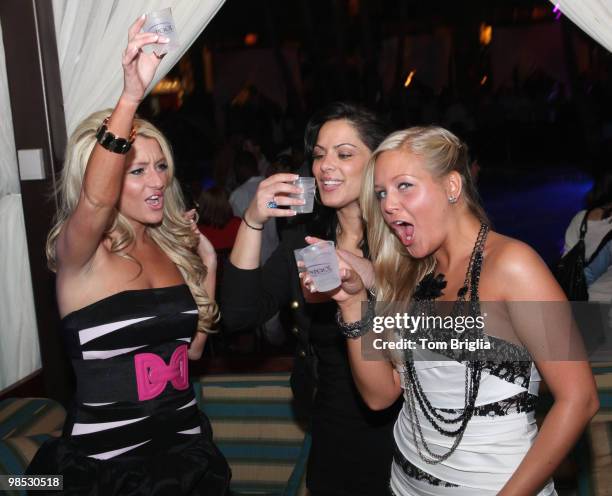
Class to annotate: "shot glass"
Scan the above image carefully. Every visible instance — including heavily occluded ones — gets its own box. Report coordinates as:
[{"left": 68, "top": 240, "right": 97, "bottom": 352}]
[
  {"left": 293, "top": 248, "right": 307, "bottom": 274},
  {"left": 289, "top": 177, "right": 316, "bottom": 214},
  {"left": 301, "top": 240, "right": 341, "bottom": 292},
  {"left": 143, "top": 7, "right": 180, "bottom": 55}
]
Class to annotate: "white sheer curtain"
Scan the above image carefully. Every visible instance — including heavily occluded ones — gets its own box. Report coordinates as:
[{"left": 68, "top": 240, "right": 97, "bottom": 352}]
[
  {"left": 550, "top": 0, "right": 612, "bottom": 52},
  {"left": 52, "top": 0, "right": 226, "bottom": 134},
  {"left": 0, "top": 20, "right": 41, "bottom": 390}
]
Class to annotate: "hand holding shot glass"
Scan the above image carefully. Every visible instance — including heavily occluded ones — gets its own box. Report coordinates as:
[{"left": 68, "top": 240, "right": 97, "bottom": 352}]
[
  {"left": 296, "top": 241, "right": 342, "bottom": 292},
  {"left": 242, "top": 174, "right": 316, "bottom": 229},
  {"left": 142, "top": 7, "right": 180, "bottom": 55},
  {"left": 289, "top": 177, "right": 316, "bottom": 214}
]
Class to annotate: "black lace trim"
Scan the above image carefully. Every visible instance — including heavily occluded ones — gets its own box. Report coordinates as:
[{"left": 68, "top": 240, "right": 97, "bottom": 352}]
[
  {"left": 482, "top": 355, "right": 532, "bottom": 389},
  {"left": 461, "top": 391, "right": 536, "bottom": 417},
  {"left": 393, "top": 442, "right": 458, "bottom": 488}
]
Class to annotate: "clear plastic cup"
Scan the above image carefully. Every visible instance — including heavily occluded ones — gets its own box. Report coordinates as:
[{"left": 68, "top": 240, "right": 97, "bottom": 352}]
[
  {"left": 290, "top": 177, "right": 316, "bottom": 214},
  {"left": 293, "top": 248, "right": 307, "bottom": 274},
  {"left": 143, "top": 8, "right": 180, "bottom": 55},
  {"left": 301, "top": 241, "right": 341, "bottom": 292}
]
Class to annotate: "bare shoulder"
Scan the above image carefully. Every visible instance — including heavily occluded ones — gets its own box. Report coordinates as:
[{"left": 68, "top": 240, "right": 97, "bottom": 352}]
[
  {"left": 482, "top": 231, "right": 565, "bottom": 301},
  {"left": 485, "top": 232, "right": 543, "bottom": 274}
]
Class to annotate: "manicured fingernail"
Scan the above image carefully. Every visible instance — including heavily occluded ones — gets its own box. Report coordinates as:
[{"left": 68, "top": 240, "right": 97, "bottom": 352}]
[
  {"left": 141, "top": 14, "right": 146, "bottom": 20},
  {"left": 159, "top": 36, "right": 170, "bottom": 43}
]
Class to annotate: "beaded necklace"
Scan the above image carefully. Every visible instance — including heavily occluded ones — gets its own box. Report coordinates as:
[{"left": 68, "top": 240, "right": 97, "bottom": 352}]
[{"left": 403, "top": 222, "right": 489, "bottom": 464}]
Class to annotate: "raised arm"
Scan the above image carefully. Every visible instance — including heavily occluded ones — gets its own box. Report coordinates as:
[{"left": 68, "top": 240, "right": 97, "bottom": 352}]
[
  {"left": 229, "top": 173, "right": 301, "bottom": 269},
  {"left": 56, "top": 17, "right": 167, "bottom": 272}
]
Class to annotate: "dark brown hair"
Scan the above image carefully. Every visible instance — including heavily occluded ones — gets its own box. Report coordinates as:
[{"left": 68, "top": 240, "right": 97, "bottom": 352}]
[{"left": 198, "top": 187, "right": 234, "bottom": 228}]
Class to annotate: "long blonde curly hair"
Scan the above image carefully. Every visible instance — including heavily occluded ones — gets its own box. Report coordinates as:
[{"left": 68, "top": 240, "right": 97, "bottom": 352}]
[
  {"left": 361, "top": 126, "right": 489, "bottom": 303},
  {"left": 46, "top": 109, "right": 218, "bottom": 333}
]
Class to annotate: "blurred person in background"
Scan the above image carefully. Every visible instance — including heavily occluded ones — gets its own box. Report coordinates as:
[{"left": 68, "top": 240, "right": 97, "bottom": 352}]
[{"left": 564, "top": 170, "right": 612, "bottom": 302}]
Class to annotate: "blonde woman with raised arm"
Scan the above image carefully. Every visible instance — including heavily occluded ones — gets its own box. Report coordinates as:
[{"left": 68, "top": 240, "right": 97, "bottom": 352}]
[{"left": 25, "top": 17, "right": 230, "bottom": 495}]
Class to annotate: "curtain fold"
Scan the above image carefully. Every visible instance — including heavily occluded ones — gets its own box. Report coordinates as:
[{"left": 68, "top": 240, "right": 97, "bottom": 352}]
[
  {"left": 0, "top": 195, "right": 41, "bottom": 390},
  {"left": 52, "top": 0, "right": 226, "bottom": 135},
  {"left": 0, "top": 18, "right": 41, "bottom": 390},
  {"left": 0, "top": 21, "right": 19, "bottom": 198},
  {"left": 549, "top": 0, "right": 612, "bottom": 52}
]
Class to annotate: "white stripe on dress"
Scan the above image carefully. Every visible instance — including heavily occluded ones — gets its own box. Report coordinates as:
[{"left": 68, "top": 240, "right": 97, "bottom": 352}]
[
  {"left": 78, "top": 317, "right": 155, "bottom": 345},
  {"left": 177, "top": 426, "right": 201, "bottom": 435},
  {"left": 177, "top": 399, "right": 196, "bottom": 410},
  {"left": 72, "top": 416, "right": 147, "bottom": 435},
  {"left": 89, "top": 440, "right": 151, "bottom": 460},
  {"left": 82, "top": 345, "right": 148, "bottom": 360},
  {"left": 182, "top": 309, "right": 198, "bottom": 314}
]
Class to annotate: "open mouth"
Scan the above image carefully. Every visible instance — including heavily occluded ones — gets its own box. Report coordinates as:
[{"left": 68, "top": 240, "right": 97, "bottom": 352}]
[
  {"left": 320, "top": 178, "right": 343, "bottom": 192},
  {"left": 145, "top": 194, "right": 164, "bottom": 210},
  {"left": 390, "top": 220, "right": 414, "bottom": 245}
]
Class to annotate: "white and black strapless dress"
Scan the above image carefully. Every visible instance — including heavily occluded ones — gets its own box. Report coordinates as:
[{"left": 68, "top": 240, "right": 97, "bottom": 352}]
[
  {"left": 390, "top": 224, "right": 556, "bottom": 495},
  {"left": 26, "top": 284, "right": 230, "bottom": 495},
  {"left": 391, "top": 358, "right": 556, "bottom": 495}
]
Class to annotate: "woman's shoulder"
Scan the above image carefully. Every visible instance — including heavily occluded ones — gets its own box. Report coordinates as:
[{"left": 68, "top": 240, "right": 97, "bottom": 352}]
[
  {"left": 485, "top": 231, "right": 539, "bottom": 266},
  {"left": 483, "top": 231, "right": 565, "bottom": 301}
]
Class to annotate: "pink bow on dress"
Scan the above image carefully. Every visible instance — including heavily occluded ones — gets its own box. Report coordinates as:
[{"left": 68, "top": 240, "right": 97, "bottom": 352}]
[{"left": 134, "top": 344, "right": 189, "bottom": 401}]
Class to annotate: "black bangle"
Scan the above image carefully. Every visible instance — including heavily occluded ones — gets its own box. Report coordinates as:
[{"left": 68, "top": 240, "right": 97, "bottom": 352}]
[
  {"left": 335, "top": 291, "right": 376, "bottom": 339},
  {"left": 95, "top": 117, "right": 136, "bottom": 154},
  {"left": 242, "top": 216, "right": 264, "bottom": 231}
]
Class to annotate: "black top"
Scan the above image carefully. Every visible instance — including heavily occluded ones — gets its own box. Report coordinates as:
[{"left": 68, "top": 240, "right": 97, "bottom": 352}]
[
  {"left": 221, "top": 225, "right": 401, "bottom": 496},
  {"left": 26, "top": 285, "right": 230, "bottom": 495}
]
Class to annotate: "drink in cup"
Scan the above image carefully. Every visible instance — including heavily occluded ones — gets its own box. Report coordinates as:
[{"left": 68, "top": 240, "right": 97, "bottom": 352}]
[
  {"left": 289, "top": 177, "right": 316, "bottom": 214},
  {"left": 143, "top": 8, "right": 179, "bottom": 55},
  {"left": 301, "top": 241, "right": 341, "bottom": 292},
  {"left": 294, "top": 248, "right": 307, "bottom": 274}
]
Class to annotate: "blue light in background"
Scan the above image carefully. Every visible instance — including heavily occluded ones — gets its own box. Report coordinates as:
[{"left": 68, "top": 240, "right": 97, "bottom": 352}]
[{"left": 479, "top": 169, "right": 593, "bottom": 265}]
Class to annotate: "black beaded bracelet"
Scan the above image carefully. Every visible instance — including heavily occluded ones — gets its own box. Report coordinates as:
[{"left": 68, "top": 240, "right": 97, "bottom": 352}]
[
  {"left": 242, "top": 216, "right": 264, "bottom": 231},
  {"left": 335, "top": 291, "right": 376, "bottom": 339}
]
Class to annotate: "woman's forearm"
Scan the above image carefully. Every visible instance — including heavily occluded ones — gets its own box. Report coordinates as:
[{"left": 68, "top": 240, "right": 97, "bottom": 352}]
[
  {"left": 188, "top": 332, "right": 208, "bottom": 360},
  {"left": 229, "top": 218, "right": 264, "bottom": 269},
  {"left": 340, "top": 297, "right": 402, "bottom": 410},
  {"left": 499, "top": 395, "right": 598, "bottom": 495},
  {"left": 82, "top": 97, "right": 139, "bottom": 208}
]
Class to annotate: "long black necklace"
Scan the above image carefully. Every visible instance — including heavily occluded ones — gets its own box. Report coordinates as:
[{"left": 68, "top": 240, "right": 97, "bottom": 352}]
[{"left": 403, "top": 222, "right": 489, "bottom": 464}]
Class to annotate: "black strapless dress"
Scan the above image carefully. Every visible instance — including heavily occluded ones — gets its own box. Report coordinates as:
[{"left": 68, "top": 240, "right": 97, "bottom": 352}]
[{"left": 26, "top": 285, "right": 230, "bottom": 495}]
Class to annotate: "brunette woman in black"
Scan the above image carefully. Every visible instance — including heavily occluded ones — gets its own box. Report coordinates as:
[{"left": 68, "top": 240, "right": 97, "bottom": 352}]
[{"left": 221, "top": 102, "right": 401, "bottom": 496}]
